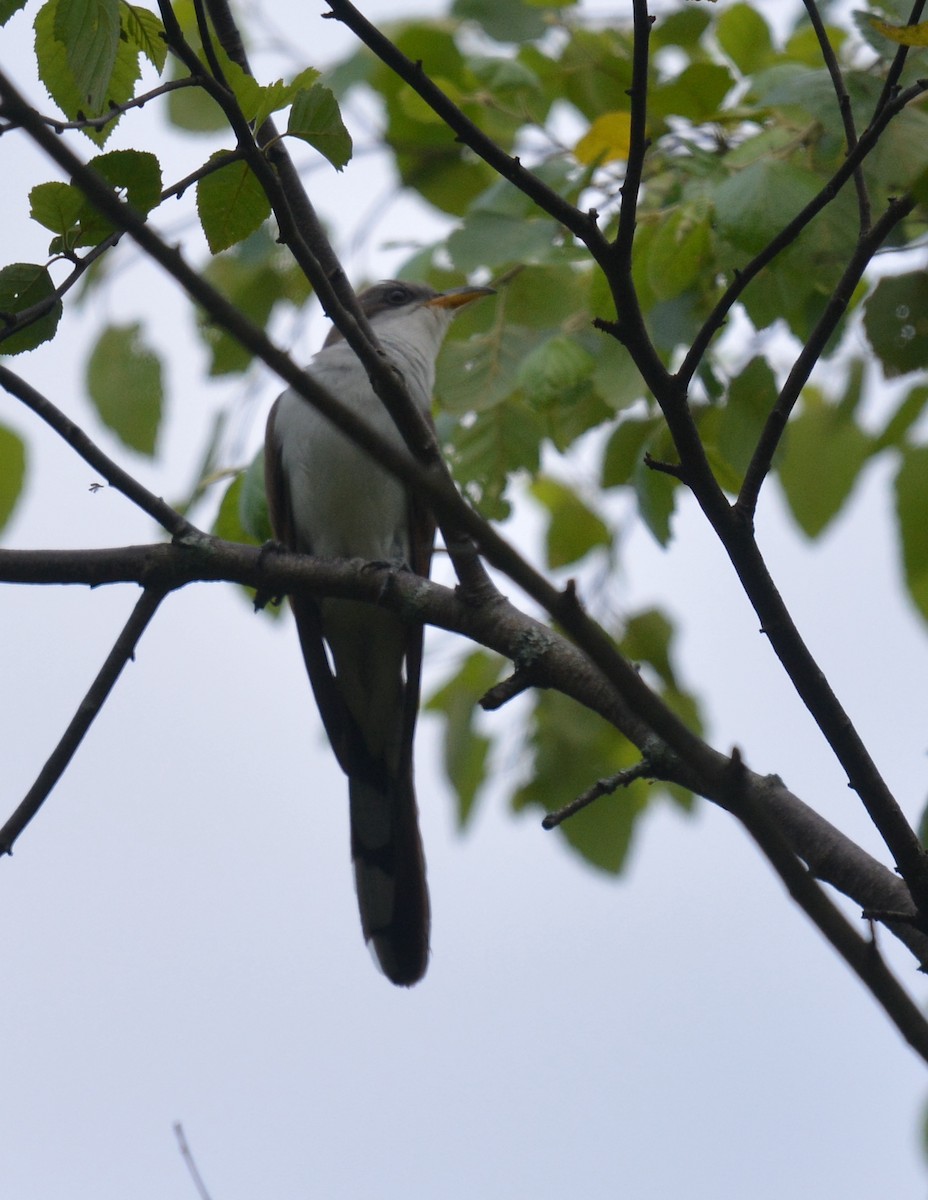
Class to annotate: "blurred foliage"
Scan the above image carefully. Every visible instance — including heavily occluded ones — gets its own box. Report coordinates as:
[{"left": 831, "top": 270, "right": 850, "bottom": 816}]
[{"left": 3, "top": 0, "right": 928, "bottom": 872}]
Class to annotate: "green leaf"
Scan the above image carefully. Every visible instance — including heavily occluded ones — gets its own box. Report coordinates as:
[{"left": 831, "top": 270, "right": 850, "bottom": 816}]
[
  {"left": 531, "top": 476, "right": 611, "bottom": 568},
  {"left": 601, "top": 415, "right": 662, "bottom": 488},
  {"left": 452, "top": 0, "right": 548, "bottom": 42},
  {"left": 0, "top": 263, "right": 62, "bottom": 355},
  {"left": 863, "top": 272, "right": 928, "bottom": 379},
  {"left": 436, "top": 325, "right": 546, "bottom": 415},
  {"left": 425, "top": 650, "right": 504, "bottom": 827},
  {"left": 875, "top": 384, "right": 928, "bottom": 452},
  {"left": 199, "top": 229, "right": 312, "bottom": 375},
  {"left": 120, "top": 3, "right": 167, "bottom": 73},
  {"left": 29, "top": 181, "right": 84, "bottom": 234},
  {"left": 777, "top": 390, "right": 873, "bottom": 539},
  {"left": 714, "top": 160, "right": 823, "bottom": 255},
  {"left": 634, "top": 451, "right": 678, "bottom": 546},
  {"left": 447, "top": 210, "right": 565, "bottom": 272},
  {"left": 513, "top": 689, "right": 649, "bottom": 874},
  {"left": 517, "top": 335, "right": 596, "bottom": 408},
  {"left": 287, "top": 84, "right": 353, "bottom": 170},
  {"left": 0, "top": 423, "right": 27, "bottom": 533},
  {"left": 716, "top": 3, "right": 773, "bottom": 74},
  {"left": 0, "top": 0, "right": 28, "bottom": 25},
  {"left": 196, "top": 154, "right": 272, "bottom": 253},
  {"left": 35, "top": 0, "right": 142, "bottom": 143},
  {"left": 895, "top": 445, "right": 928, "bottom": 623},
  {"left": 53, "top": 0, "right": 120, "bottom": 110},
  {"left": 446, "top": 396, "right": 543, "bottom": 519},
  {"left": 645, "top": 210, "right": 712, "bottom": 302},
  {"left": 715, "top": 357, "right": 777, "bottom": 481},
  {"left": 85, "top": 322, "right": 163, "bottom": 455},
  {"left": 239, "top": 450, "right": 272, "bottom": 544}
]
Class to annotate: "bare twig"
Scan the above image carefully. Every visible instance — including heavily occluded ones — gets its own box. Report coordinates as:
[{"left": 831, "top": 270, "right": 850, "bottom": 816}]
[
  {"left": 737, "top": 195, "right": 915, "bottom": 517},
  {"left": 173, "top": 1123, "right": 214, "bottom": 1200},
  {"left": 676, "top": 78, "right": 928, "bottom": 386},
  {"left": 614, "top": 0, "right": 652, "bottom": 267},
  {"left": 802, "top": 0, "right": 870, "bottom": 231},
  {"left": 0, "top": 365, "right": 196, "bottom": 539},
  {"left": 0, "top": 587, "right": 167, "bottom": 855},
  {"left": 542, "top": 761, "right": 652, "bottom": 829},
  {"left": 871, "top": 0, "right": 928, "bottom": 122},
  {"left": 322, "top": 0, "right": 611, "bottom": 264}
]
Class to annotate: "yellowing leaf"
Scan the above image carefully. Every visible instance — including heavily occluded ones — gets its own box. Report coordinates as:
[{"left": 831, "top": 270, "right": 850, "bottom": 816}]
[
  {"left": 865, "top": 15, "right": 928, "bottom": 47},
  {"left": 573, "top": 111, "right": 632, "bottom": 166}
]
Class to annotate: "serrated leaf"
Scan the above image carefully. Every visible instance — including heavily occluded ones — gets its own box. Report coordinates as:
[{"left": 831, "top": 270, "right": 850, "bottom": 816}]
[
  {"left": 120, "top": 3, "right": 167, "bottom": 73},
  {"left": 426, "top": 650, "right": 504, "bottom": 827},
  {"left": 53, "top": 0, "right": 120, "bottom": 110},
  {"left": 0, "top": 263, "right": 62, "bottom": 354},
  {"left": 863, "top": 272, "right": 928, "bottom": 379},
  {"left": 287, "top": 84, "right": 353, "bottom": 170},
  {"left": 86, "top": 322, "right": 163, "bottom": 455},
  {"left": 895, "top": 445, "right": 928, "bottom": 623},
  {"left": 777, "top": 391, "right": 873, "bottom": 538},
  {"left": 35, "top": 0, "right": 142, "bottom": 143},
  {"left": 446, "top": 397, "right": 543, "bottom": 519},
  {"left": 196, "top": 154, "right": 271, "bottom": 253},
  {"left": 67, "top": 148, "right": 163, "bottom": 245},
  {"left": 573, "top": 110, "right": 632, "bottom": 166},
  {"left": 0, "top": 0, "right": 28, "bottom": 24},
  {"left": 436, "top": 325, "right": 546, "bottom": 415},
  {"left": 531, "top": 476, "right": 611, "bottom": 568},
  {"left": 517, "top": 334, "right": 596, "bottom": 408},
  {"left": 0, "top": 423, "right": 27, "bottom": 533}
]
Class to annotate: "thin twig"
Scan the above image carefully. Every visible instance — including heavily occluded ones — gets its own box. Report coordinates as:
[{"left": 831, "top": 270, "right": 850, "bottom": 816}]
[
  {"left": 613, "top": 0, "right": 652, "bottom": 266},
  {"left": 323, "top": 0, "right": 610, "bottom": 264},
  {"left": 871, "top": 0, "right": 928, "bottom": 122},
  {"left": 802, "top": 0, "right": 870, "bottom": 231},
  {"left": 676, "top": 78, "right": 928, "bottom": 386},
  {"left": 0, "top": 587, "right": 167, "bottom": 855},
  {"left": 737, "top": 195, "right": 915, "bottom": 517},
  {"left": 0, "top": 365, "right": 196, "bottom": 539},
  {"left": 542, "top": 761, "right": 652, "bottom": 829},
  {"left": 173, "top": 1123, "right": 214, "bottom": 1200}
]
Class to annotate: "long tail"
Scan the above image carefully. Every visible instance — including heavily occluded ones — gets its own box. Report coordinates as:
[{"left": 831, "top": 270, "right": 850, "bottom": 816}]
[{"left": 349, "top": 772, "right": 430, "bottom": 986}]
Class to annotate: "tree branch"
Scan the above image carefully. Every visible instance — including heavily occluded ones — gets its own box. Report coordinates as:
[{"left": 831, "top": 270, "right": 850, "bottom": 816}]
[
  {"left": 737, "top": 195, "right": 915, "bottom": 518},
  {"left": 2, "top": 538, "right": 927, "bottom": 975},
  {"left": 322, "top": 0, "right": 611, "bottom": 264},
  {"left": 676, "top": 78, "right": 928, "bottom": 386},
  {"left": 802, "top": 0, "right": 870, "bottom": 231},
  {"left": 0, "top": 586, "right": 167, "bottom": 855}
]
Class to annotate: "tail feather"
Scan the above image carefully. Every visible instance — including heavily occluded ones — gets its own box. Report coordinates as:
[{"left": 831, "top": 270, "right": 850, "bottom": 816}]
[{"left": 349, "top": 773, "right": 430, "bottom": 986}]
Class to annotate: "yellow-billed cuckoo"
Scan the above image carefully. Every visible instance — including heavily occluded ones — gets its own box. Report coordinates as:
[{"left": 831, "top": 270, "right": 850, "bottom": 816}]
[{"left": 264, "top": 280, "right": 494, "bottom": 986}]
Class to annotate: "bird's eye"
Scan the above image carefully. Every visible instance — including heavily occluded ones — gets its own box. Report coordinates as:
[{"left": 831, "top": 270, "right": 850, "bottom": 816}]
[{"left": 386, "top": 285, "right": 410, "bottom": 305}]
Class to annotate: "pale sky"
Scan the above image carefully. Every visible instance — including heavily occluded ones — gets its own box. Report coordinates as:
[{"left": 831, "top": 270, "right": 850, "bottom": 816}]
[{"left": 2, "top": 2, "right": 927, "bottom": 1197}]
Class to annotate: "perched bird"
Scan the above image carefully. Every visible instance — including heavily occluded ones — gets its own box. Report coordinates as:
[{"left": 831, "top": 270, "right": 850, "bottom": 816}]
[{"left": 264, "top": 280, "right": 494, "bottom": 986}]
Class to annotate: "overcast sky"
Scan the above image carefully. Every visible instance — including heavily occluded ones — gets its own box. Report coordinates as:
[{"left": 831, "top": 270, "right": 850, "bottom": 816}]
[{"left": 3, "top": 2, "right": 928, "bottom": 1197}]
